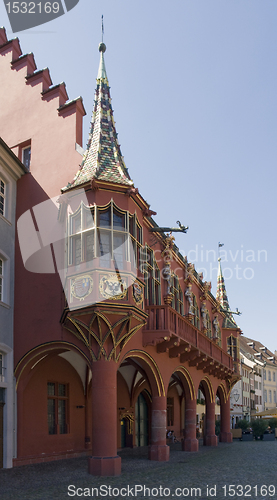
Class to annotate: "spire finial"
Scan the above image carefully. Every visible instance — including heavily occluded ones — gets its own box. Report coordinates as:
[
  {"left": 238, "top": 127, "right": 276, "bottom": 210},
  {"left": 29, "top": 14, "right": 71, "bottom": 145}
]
[{"left": 99, "top": 15, "right": 106, "bottom": 53}]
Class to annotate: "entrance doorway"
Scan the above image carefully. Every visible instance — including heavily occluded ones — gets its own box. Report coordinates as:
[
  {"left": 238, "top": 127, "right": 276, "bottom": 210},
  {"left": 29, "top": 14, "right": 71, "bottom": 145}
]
[{"left": 135, "top": 392, "right": 149, "bottom": 446}]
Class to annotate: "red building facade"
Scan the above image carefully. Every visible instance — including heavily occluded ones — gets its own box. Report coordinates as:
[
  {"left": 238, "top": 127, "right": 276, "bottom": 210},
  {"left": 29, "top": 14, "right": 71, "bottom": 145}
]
[{"left": 0, "top": 29, "right": 240, "bottom": 475}]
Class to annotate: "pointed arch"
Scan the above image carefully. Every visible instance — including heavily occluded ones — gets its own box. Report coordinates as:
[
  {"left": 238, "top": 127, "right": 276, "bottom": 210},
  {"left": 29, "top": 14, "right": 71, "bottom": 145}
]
[
  {"left": 200, "top": 376, "right": 215, "bottom": 403},
  {"left": 14, "top": 341, "right": 90, "bottom": 388},
  {"left": 173, "top": 365, "right": 196, "bottom": 400},
  {"left": 120, "top": 350, "right": 165, "bottom": 397},
  {"left": 217, "top": 383, "right": 228, "bottom": 404}
]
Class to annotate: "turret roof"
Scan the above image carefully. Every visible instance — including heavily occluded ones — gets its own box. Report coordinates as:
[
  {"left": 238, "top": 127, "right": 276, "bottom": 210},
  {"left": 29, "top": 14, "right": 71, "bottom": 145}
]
[
  {"left": 67, "top": 43, "right": 133, "bottom": 189},
  {"left": 216, "top": 258, "right": 238, "bottom": 328}
]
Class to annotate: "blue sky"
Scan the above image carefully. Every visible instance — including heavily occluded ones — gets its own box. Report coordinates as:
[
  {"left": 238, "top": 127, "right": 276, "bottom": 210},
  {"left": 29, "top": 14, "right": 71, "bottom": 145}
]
[{"left": 1, "top": 0, "right": 277, "bottom": 351}]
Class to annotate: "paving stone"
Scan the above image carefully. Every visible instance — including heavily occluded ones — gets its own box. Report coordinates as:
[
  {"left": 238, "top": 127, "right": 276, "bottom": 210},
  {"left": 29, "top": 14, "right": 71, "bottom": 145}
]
[{"left": 0, "top": 441, "right": 276, "bottom": 500}]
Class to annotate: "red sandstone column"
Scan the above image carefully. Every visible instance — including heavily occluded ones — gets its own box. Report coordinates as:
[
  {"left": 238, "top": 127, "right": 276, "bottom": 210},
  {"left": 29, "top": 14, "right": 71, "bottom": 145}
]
[
  {"left": 220, "top": 397, "right": 233, "bottom": 443},
  {"left": 88, "top": 359, "right": 121, "bottom": 476},
  {"left": 182, "top": 398, "right": 199, "bottom": 452},
  {"left": 148, "top": 396, "right": 170, "bottom": 461},
  {"left": 205, "top": 401, "right": 218, "bottom": 446}
]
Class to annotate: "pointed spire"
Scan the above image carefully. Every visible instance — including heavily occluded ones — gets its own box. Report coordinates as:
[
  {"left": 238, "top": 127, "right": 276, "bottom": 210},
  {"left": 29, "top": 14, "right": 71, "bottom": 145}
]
[
  {"left": 216, "top": 258, "right": 237, "bottom": 328},
  {"left": 68, "top": 40, "right": 133, "bottom": 189},
  {"left": 97, "top": 42, "right": 108, "bottom": 80}
]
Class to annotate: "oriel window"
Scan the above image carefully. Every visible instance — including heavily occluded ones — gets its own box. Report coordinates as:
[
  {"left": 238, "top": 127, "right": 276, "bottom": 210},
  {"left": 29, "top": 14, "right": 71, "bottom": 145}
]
[
  {"left": 68, "top": 203, "right": 95, "bottom": 269},
  {"left": 97, "top": 203, "right": 127, "bottom": 270}
]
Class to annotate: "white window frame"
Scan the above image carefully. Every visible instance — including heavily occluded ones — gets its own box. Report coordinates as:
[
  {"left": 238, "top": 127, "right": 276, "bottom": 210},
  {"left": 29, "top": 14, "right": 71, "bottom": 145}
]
[
  {"left": 0, "top": 352, "right": 4, "bottom": 382},
  {"left": 0, "top": 168, "right": 12, "bottom": 223},
  {"left": 0, "top": 257, "right": 3, "bottom": 303},
  {"left": 0, "top": 251, "right": 10, "bottom": 306},
  {"left": 0, "top": 177, "right": 5, "bottom": 217}
]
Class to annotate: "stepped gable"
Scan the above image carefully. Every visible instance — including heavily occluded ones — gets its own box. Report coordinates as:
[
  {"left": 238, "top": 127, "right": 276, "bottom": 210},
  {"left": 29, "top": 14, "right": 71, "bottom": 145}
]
[
  {"left": 67, "top": 42, "right": 133, "bottom": 189},
  {"left": 0, "top": 26, "right": 85, "bottom": 116},
  {"left": 216, "top": 258, "right": 238, "bottom": 328}
]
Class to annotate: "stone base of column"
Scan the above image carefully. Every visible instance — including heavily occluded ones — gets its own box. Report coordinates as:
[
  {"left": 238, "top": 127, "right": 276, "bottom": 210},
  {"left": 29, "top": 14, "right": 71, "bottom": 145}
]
[
  {"left": 182, "top": 438, "right": 199, "bottom": 452},
  {"left": 220, "top": 431, "right": 233, "bottom": 443},
  {"left": 88, "top": 455, "right": 121, "bottom": 476},
  {"left": 148, "top": 445, "right": 170, "bottom": 462},
  {"left": 205, "top": 435, "right": 218, "bottom": 446}
]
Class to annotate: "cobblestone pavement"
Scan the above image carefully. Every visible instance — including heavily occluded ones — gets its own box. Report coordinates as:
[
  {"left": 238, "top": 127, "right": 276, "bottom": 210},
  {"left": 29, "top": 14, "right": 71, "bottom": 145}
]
[{"left": 1, "top": 441, "right": 277, "bottom": 500}]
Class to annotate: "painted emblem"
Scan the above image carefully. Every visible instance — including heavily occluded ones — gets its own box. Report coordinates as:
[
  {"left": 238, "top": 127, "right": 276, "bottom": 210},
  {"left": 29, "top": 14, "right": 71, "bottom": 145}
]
[
  {"left": 99, "top": 273, "right": 127, "bottom": 300},
  {"left": 71, "top": 275, "right": 93, "bottom": 301},
  {"left": 132, "top": 281, "right": 143, "bottom": 304}
]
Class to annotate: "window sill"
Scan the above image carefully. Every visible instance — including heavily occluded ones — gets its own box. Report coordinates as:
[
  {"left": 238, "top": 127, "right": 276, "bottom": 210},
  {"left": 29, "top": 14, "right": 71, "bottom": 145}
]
[
  {"left": 0, "top": 213, "right": 12, "bottom": 226},
  {"left": 0, "top": 301, "right": 10, "bottom": 309}
]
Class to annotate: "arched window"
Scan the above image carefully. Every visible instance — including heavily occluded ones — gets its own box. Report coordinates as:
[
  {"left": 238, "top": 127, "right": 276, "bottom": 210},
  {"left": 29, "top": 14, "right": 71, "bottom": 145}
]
[
  {"left": 171, "top": 274, "right": 184, "bottom": 315},
  {"left": 191, "top": 294, "right": 200, "bottom": 329},
  {"left": 143, "top": 245, "right": 161, "bottom": 306},
  {"left": 129, "top": 212, "right": 143, "bottom": 269},
  {"left": 227, "top": 335, "right": 238, "bottom": 361}
]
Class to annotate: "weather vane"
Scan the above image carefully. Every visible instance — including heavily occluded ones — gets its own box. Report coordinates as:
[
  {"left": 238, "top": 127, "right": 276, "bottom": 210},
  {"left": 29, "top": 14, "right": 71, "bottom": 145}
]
[{"left": 101, "top": 15, "right": 104, "bottom": 43}]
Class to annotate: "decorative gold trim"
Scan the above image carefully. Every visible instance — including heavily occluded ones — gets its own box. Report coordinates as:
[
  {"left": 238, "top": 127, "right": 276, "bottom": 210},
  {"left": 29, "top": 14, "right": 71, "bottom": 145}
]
[
  {"left": 14, "top": 342, "right": 90, "bottom": 388},
  {"left": 217, "top": 382, "right": 228, "bottom": 404},
  {"left": 121, "top": 349, "right": 165, "bottom": 397},
  {"left": 174, "top": 365, "right": 196, "bottom": 400},
  {"left": 201, "top": 376, "right": 215, "bottom": 403},
  {"left": 65, "top": 310, "right": 146, "bottom": 363}
]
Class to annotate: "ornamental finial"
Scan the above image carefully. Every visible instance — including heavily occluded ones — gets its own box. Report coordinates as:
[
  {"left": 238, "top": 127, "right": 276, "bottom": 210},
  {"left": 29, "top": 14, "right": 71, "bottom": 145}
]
[
  {"left": 99, "top": 42, "right": 106, "bottom": 53},
  {"left": 99, "top": 16, "right": 106, "bottom": 53}
]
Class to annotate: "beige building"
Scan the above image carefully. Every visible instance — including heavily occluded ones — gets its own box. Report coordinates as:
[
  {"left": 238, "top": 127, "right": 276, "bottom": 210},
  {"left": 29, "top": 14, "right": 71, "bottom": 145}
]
[{"left": 242, "top": 337, "right": 277, "bottom": 413}]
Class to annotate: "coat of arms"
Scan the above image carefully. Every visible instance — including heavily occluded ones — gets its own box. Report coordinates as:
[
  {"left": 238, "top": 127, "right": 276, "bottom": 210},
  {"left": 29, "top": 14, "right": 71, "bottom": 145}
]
[
  {"left": 99, "top": 274, "right": 127, "bottom": 300},
  {"left": 71, "top": 275, "right": 93, "bottom": 301},
  {"left": 132, "top": 281, "right": 143, "bottom": 304}
]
